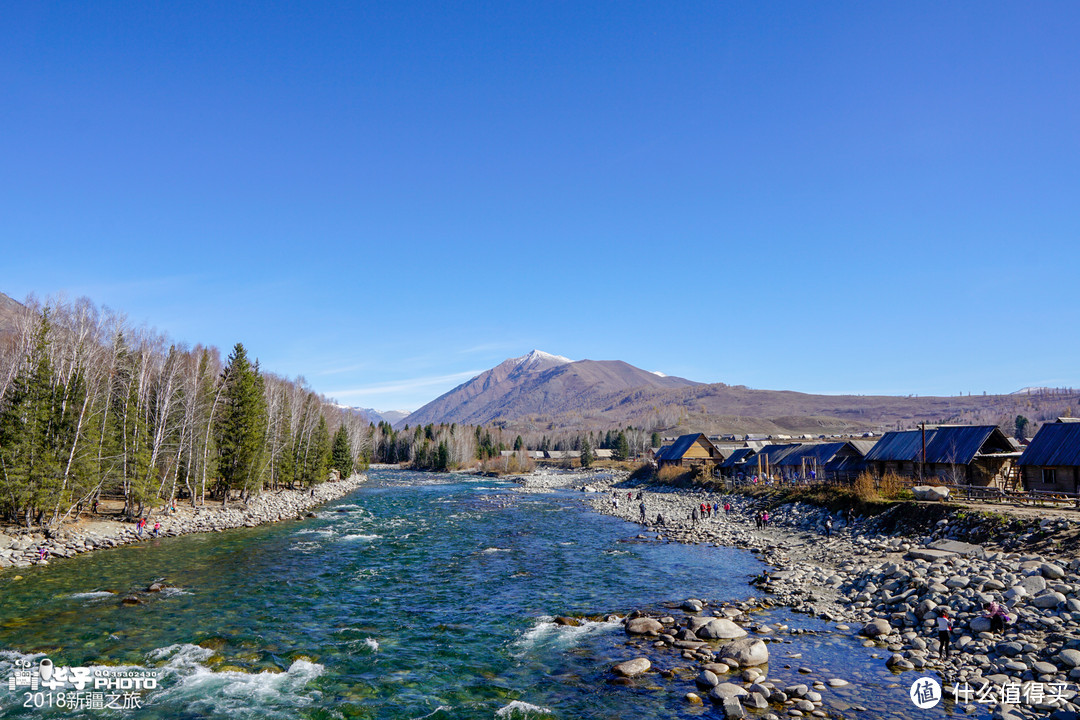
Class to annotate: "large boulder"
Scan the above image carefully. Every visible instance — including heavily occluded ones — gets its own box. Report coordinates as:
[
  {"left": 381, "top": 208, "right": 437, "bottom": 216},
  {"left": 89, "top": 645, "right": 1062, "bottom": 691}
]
[
  {"left": 717, "top": 638, "right": 770, "bottom": 667},
  {"left": 697, "top": 618, "right": 748, "bottom": 640},
  {"left": 612, "top": 658, "right": 651, "bottom": 678},
  {"left": 913, "top": 485, "right": 950, "bottom": 501},
  {"left": 970, "top": 616, "right": 993, "bottom": 633},
  {"left": 626, "top": 617, "right": 664, "bottom": 636},
  {"left": 861, "top": 618, "right": 893, "bottom": 637},
  {"left": 1056, "top": 649, "right": 1080, "bottom": 668},
  {"left": 1032, "top": 592, "right": 1066, "bottom": 609},
  {"left": 1040, "top": 563, "right": 1066, "bottom": 580}
]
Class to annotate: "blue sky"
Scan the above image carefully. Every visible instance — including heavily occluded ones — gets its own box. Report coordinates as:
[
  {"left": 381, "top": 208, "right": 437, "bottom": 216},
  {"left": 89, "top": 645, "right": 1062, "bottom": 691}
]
[{"left": 3, "top": 2, "right": 1078, "bottom": 411}]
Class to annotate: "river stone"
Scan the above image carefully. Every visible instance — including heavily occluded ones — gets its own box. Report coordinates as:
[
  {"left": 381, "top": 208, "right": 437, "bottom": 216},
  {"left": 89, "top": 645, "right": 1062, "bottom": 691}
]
[
  {"left": 1058, "top": 649, "right": 1080, "bottom": 668},
  {"left": 687, "top": 615, "right": 712, "bottom": 633},
  {"left": 1020, "top": 575, "right": 1047, "bottom": 595},
  {"left": 1041, "top": 563, "right": 1066, "bottom": 580},
  {"left": 717, "top": 638, "right": 770, "bottom": 667},
  {"left": 913, "top": 485, "right": 950, "bottom": 501},
  {"left": 685, "top": 693, "right": 703, "bottom": 705},
  {"left": 928, "top": 539, "right": 986, "bottom": 558},
  {"left": 1032, "top": 592, "right": 1066, "bottom": 609},
  {"left": 612, "top": 658, "right": 651, "bottom": 678},
  {"left": 626, "top": 617, "right": 664, "bottom": 635},
  {"left": 1033, "top": 661, "right": 1059, "bottom": 675},
  {"left": 698, "top": 618, "right": 748, "bottom": 640},
  {"left": 997, "top": 642, "right": 1024, "bottom": 657},
  {"left": 721, "top": 697, "right": 747, "bottom": 720},
  {"left": 682, "top": 599, "right": 704, "bottom": 612},
  {"left": 696, "top": 670, "right": 721, "bottom": 689},
  {"left": 709, "top": 683, "right": 749, "bottom": 701},
  {"left": 945, "top": 575, "right": 970, "bottom": 589},
  {"left": 970, "top": 617, "right": 993, "bottom": 633},
  {"left": 826, "top": 678, "right": 850, "bottom": 687},
  {"left": 861, "top": 619, "right": 892, "bottom": 637},
  {"left": 745, "top": 692, "right": 769, "bottom": 709},
  {"left": 0, "top": 534, "right": 12, "bottom": 550}
]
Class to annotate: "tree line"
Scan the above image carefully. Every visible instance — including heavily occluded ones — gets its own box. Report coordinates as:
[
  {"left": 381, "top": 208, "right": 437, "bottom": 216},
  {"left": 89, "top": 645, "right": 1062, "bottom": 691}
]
[{"left": 0, "top": 297, "right": 372, "bottom": 527}]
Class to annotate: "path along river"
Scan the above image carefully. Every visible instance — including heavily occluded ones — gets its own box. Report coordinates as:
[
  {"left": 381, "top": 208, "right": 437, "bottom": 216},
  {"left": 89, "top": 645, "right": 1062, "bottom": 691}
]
[{"left": 0, "top": 469, "right": 944, "bottom": 719}]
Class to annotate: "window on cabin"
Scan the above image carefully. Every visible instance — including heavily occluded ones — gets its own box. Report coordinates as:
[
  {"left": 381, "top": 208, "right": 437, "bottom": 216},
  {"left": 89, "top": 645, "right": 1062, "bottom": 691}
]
[{"left": 1042, "top": 468, "right": 1057, "bottom": 486}]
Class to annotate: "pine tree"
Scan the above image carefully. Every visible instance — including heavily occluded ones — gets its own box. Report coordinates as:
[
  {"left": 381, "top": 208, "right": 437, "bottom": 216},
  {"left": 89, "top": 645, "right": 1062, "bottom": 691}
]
[
  {"left": 215, "top": 343, "right": 268, "bottom": 505},
  {"left": 614, "top": 431, "right": 630, "bottom": 461},
  {"left": 308, "top": 415, "right": 331, "bottom": 494},
  {"left": 331, "top": 425, "right": 352, "bottom": 479},
  {"left": 513, "top": 435, "right": 524, "bottom": 451},
  {"left": 580, "top": 437, "right": 593, "bottom": 468}
]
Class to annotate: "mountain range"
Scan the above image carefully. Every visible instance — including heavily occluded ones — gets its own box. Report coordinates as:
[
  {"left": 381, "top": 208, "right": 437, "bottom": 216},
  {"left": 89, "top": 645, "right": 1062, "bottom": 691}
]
[
  {"left": 401, "top": 350, "right": 1080, "bottom": 436},
  {"left": 3, "top": 292, "right": 1077, "bottom": 436}
]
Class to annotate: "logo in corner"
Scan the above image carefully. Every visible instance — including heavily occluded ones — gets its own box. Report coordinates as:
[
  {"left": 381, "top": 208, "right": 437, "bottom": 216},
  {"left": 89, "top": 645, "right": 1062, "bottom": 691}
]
[{"left": 910, "top": 676, "right": 942, "bottom": 709}]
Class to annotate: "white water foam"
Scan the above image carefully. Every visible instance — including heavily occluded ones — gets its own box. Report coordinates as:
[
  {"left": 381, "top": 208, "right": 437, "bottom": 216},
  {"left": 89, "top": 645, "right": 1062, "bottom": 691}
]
[
  {"left": 144, "top": 644, "right": 325, "bottom": 718},
  {"left": 340, "top": 534, "right": 381, "bottom": 542},
  {"left": 512, "top": 615, "right": 621, "bottom": 657},
  {"left": 294, "top": 529, "right": 334, "bottom": 536},
  {"left": 481, "top": 547, "right": 509, "bottom": 554},
  {"left": 495, "top": 700, "right": 553, "bottom": 717},
  {"left": 159, "top": 587, "right": 191, "bottom": 598},
  {"left": 363, "top": 638, "right": 379, "bottom": 652},
  {"left": 69, "top": 591, "right": 116, "bottom": 600}
]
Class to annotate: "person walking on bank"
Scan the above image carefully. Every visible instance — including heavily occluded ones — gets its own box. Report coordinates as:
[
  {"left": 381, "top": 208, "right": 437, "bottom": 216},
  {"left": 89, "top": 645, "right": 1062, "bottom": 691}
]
[
  {"left": 825, "top": 517, "right": 833, "bottom": 538},
  {"left": 639, "top": 501, "right": 646, "bottom": 524},
  {"left": 691, "top": 505, "right": 700, "bottom": 526},
  {"left": 936, "top": 608, "right": 953, "bottom": 659}
]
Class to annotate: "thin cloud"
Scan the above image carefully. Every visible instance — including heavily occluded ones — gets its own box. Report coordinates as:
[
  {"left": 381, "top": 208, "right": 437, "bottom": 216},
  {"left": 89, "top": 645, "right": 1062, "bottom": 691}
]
[{"left": 326, "top": 370, "right": 482, "bottom": 399}]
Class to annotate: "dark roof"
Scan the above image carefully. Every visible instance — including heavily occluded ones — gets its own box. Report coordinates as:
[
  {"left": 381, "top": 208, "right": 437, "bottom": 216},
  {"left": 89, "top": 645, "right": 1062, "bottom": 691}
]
[
  {"left": 659, "top": 433, "right": 717, "bottom": 462},
  {"left": 788, "top": 442, "right": 856, "bottom": 466},
  {"left": 720, "top": 447, "right": 755, "bottom": 468},
  {"left": 849, "top": 439, "right": 877, "bottom": 456},
  {"left": 1019, "top": 422, "right": 1080, "bottom": 467},
  {"left": 754, "top": 443, "right": 803, "bottom": 466},
  {"left": 863, "top": 426, "right": 1014, "bottom": 465}
]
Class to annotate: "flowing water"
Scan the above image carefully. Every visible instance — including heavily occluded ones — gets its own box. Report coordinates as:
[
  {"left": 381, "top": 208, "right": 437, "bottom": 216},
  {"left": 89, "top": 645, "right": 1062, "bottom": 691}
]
[{"left": 0, "top": 470, "right": 969, "bottom": 719}]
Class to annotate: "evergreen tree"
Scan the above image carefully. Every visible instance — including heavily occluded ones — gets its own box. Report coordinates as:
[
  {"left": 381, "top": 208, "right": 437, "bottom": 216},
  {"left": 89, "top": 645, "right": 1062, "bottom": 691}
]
[
  {"left": 1014, "top": 415, "right": 1030, "bottom": 442},
  {"left": 216, "top": 343, "right": 268, "bottom": 505},
  {"left": 331, "top": 424, "right": 353, "bottom": 479},
  {"left": 513, "top": 435, "right": 524, "bottom": 451},
  {"left": 580, "top": 437, "right": 593, "bottom": 468},
  {"left": 651, "top": 432, "right": 662, "bottom": 448},
  {"left": 307, "top": 415, "right": 331, "bottom": 493},
  {"left": 614, "top": 431, "right": 630, "bottom": 461},
  {"left": 436, "top": 441, "right": 450, "bottom": 471}
]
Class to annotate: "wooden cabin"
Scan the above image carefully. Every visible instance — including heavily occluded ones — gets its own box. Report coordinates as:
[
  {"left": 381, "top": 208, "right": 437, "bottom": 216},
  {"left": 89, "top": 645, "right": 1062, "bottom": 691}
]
[
  {"left": 655, "top": 433, "right": 724, "bottom": 469},
  {"left": 1018, "top": 419, "right": 1080, "bottom": 495},
  {"left": 862, "top": 425, "right": 1018, "bottom": 487}
]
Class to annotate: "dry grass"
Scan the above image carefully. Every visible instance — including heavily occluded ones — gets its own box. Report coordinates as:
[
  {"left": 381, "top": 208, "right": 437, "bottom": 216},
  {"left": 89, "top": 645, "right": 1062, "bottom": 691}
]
[{"left": 479, "top": 453, "right": 536, "bottom": 476}]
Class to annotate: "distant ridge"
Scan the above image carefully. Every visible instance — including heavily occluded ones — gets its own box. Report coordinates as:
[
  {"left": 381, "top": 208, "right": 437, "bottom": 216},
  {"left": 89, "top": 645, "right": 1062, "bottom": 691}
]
[
  {"left": 402, "top": 350, "right": 698, "bottom": 427},
  {"left": 0, "top": 292, "right": 26, "bottom": 337},
  {"left": 399, "top": 348, "right": 1080, "bottom": 437}
]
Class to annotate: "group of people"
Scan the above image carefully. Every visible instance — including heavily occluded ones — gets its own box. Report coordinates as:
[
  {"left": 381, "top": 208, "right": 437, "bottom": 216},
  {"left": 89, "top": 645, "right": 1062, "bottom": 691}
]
[
  {"left": 754, "top": 510, "right": 770, "bottom": 529},
  {"left": 134, "top": 517, "right": 162, "bottom": 537}
]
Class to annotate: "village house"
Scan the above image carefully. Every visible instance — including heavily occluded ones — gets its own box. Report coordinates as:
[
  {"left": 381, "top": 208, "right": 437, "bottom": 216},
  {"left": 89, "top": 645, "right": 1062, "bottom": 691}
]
[
  {"left": 1018, "top": 418, "right": 1080, "bottom": 496},
  {"left": 862, "top": 425, "right": 1019, "bottom": 487},
  {"left": 655, "top": 433, "right": 724, "bottom": 469}
]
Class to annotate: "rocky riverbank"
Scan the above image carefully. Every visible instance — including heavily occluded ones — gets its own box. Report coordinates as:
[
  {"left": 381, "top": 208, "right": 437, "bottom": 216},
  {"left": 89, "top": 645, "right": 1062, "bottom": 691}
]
[
  {"left": 0, "top": 474, "right": 368, "bottom": 571},
  {"left": 557, "top": 474, "right": 1080, "bottom": 720}
]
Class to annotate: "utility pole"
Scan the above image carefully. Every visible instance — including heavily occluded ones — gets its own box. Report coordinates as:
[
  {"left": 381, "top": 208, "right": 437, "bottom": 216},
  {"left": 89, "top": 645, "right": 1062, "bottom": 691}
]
[{"left": 920, "top": 423, "right": 926, "bottom": 483}]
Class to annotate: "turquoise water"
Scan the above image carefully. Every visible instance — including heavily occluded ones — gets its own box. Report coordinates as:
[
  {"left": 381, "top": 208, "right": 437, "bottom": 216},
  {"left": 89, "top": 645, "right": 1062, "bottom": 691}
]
[{"left": 0, "top": 470, "right": 967, "bottom": 719}]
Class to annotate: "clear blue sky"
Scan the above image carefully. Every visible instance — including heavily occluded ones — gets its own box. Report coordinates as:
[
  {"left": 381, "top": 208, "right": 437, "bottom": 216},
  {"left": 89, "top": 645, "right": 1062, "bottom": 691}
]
[{"left": 3, "top": 2, "right": 1078, "bottom": 411}]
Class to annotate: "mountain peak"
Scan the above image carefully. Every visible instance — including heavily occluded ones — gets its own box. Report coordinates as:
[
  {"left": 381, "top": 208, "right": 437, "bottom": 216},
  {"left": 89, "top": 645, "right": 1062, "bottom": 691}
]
[{"left": 513, "top": 350, "right": 572, "bottom": 372}]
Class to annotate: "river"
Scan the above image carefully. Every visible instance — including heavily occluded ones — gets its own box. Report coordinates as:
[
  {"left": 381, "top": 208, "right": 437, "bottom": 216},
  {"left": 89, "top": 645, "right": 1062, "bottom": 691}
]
[{"left": 0, "top": 469, "right": 941, "bottom": 719}]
